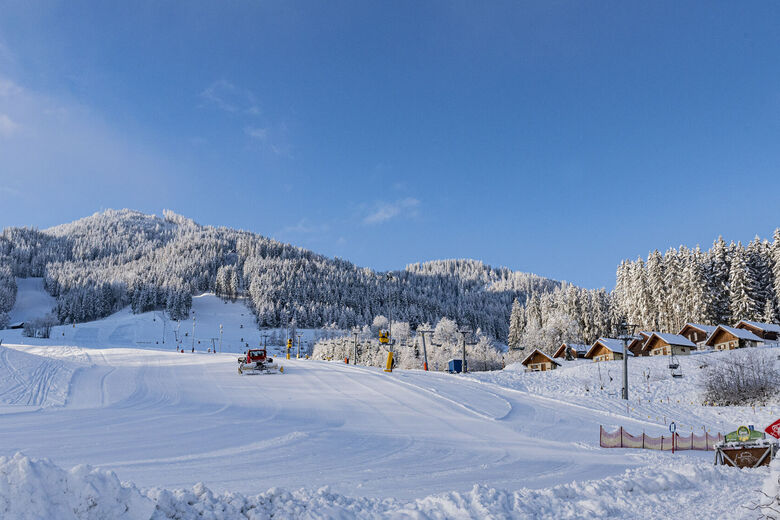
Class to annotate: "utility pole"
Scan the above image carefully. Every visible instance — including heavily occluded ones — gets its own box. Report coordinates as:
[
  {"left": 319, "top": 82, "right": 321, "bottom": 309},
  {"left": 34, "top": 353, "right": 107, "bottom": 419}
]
[
  {"left": 417, "top": 329, "right": 434, "bottom": 371},
  {"left": 261, "top": 333, "right": 270, "bottom": 353},
  {"left": 386, "top": 273, "right": 394, "bottom": 351},
  {"left": 352, "top": 330, "right": 359, "bottom": 365},
  {"left": 191, "top": 312, "right": 196, "bottom": 350},
  {"left": 219, "top": 324, "right": 223, "bottom": 353},
  {"left": 159, "top": 312, "right": 166, "bottom": 344},
  {"left": 296, "top": 333, "right": 303, "bottom": 359},
  {"left": 457, "top": 329, "right": 477, "bottom": 374},
  {"left": 618, "top": 323, "right": 639, "bottom": 400}
]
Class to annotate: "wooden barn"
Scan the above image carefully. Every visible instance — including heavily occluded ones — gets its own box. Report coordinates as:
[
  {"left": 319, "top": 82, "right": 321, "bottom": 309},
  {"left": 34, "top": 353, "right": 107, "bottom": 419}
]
[
  {"left": 678, "top": 323, "right": 718, "bottom": 347},
  {"left": 734, "top": 320, "right": 780, "bottom": 341},
  {"left": 552, "top": 343, "right": 589, "bottom": 360},
  {"left": 521, "top": 349, "right": 561, "bottom": 372},
  {"left": 643, "top": 332, "right": 697, "bottom": 356},
  {"left": 704, "top": 325, "right": 762, "bottom": 351},
  {"left": 584, "top": 338, "right": 634, "bottom": 362}
]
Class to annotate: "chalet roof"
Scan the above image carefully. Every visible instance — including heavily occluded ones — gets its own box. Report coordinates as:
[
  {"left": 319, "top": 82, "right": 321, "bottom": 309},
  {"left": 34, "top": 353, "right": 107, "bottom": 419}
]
[
  {"left": 736, "top": 320, "right": 780, "bottom": 334},
  {"left": 705, "top": 325, "right": 763, "bottom": 345},
  {"left": 565, "top": 343, "right": 589, "bottom": 353},
  {"left": 586, "top": 338, "right": 634, "bottom": 357},
  {"left": 520, "top": 348, "right": 561, "bottom": 367},
  {"left": 681, "top": 323, "right": 718, "bottom": 335},
  {"left": 648, "top": 333, "right": 696, "bottom": 348}
]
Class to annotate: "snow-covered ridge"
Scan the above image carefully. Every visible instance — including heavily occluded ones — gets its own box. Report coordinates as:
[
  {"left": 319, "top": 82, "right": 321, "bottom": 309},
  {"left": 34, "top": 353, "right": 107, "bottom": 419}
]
[{"left": 0, "top": 453, "right": 764, "bottom": 520}]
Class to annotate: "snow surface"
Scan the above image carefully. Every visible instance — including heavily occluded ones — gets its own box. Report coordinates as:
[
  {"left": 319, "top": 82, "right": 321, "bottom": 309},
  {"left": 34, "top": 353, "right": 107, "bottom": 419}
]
[
  {"left": 0, "top": 453, "right": 766, "bottom": 519},
  {"left": 7, "top": 278, "right": 56, "bottom": 324},
  {"left": 3, "top": 281, "right": 318, "bottom": 356},
  {"left": 0, "top": 281, "right": 777, "bottom": 518}
]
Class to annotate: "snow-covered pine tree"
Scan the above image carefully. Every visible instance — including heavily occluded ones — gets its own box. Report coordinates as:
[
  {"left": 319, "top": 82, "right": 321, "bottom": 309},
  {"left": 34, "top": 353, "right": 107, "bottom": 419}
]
[
  {"left": 729, "top": 244, "right": 758, "bottom": 322},
  {"left": 507, "top": 298, "right": 523, "bottom": 349}
]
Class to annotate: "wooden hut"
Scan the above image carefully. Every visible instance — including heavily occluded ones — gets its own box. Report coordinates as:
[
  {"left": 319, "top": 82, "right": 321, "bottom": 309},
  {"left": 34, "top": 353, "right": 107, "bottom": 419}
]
[
  {"left": 704, "top": 325, "right": 762, "bottom": 351},
  {"left": 552, "top": 343, "right": 589, "bottom": 360},
  {"left": 584, "top": 338, "right": 634, "bottom": 362},
  {"left": 521, "top": 349, "right": 561, "bottom": 372},
  {"left": 734, "top": 320, "right": 780, "bottom": 341},
  {"left": 678, "top": 323, "right": 718, "bottom": 347},
  {"left": 643, "top": 332, "right": 697, "bottom": 356}
]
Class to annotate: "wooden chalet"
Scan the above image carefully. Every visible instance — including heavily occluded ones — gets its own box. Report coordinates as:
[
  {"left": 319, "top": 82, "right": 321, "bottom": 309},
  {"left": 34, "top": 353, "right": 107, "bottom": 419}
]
[
  {"left": 627, "top": 336, "right": 648, "bottom": 357},
  {"left": 678, "top": 323, "right": 718, "bottom": 347},
  {"left": 584, "top": 338, "right": 634, "bottom": 362},
  {"left": 734, "top": 320, "right": 780, "bottom": 341},
  {"left": 704, "top": 325, "right": 762, "bottom": 351},
  {"left": 521, "top": 349, "right": 561, "bottom": 372},
  {"left": 552, "top": 343, "right": 589, "bottom": 360},
  {"left": 643, "top": 332, "right": 696, "bottom": 356}
]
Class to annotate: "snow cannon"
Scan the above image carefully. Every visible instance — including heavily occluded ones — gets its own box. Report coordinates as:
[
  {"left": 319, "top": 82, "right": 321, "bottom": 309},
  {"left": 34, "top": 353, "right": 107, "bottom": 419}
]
[{"left": 237, "top": 348, "right": 279, "bottom": 375}]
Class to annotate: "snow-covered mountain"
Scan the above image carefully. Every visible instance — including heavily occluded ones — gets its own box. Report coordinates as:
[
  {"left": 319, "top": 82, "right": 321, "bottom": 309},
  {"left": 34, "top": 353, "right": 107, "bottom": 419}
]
[{"left": 0, "top": 209, "right": 560, "bottom": 338}]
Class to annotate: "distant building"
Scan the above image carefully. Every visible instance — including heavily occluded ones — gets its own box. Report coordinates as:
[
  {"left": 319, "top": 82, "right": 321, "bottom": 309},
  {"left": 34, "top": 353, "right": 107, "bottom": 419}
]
[
  {"left": 734, "top": 320, "right": 780, "bottom": 342},
  {"left": 678, "top": 323, "right": 718, "bottom": 347},
  {"left": 627, "top": 335, "right": 649, "bottom": 357},
  {"left": 521, "top": 349, "right": 561, "bottom": 372},
  {"left": 643, "top": 332, "right": 697, "bottom": 356},
  {"left": 552, "top": 343, "right": 589, "bottom": 360},
  {"left": 584, "top": 338, "right": 634, "bottom": 362},
  {"left": 704, "top": 325, "right": 762, "bottom": 351}
]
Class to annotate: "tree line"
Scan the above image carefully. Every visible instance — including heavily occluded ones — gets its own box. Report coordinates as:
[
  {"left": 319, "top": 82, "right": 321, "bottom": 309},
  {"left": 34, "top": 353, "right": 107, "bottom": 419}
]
[{"left": 0, "top": 209, "right": 559, "bottom": 338}]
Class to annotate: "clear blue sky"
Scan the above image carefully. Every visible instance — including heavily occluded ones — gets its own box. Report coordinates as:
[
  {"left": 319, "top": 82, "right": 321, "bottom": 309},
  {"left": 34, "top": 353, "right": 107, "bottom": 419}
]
[{"left": 1, "top": 1, "right": 779, "bottom": 289}]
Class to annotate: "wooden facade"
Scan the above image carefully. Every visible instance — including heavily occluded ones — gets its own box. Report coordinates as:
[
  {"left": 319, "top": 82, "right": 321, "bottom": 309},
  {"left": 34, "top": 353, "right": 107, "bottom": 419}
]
[
  {"left": 735, "top": 320, "right": 780, "bottom": 341},
  {"left": 552, "top": 343, "right": 589, "bottom": 360},
  {"left": 584, "top": 339, "right": 632, "bottom": 362},
  {"left": 704, "top": 325, "right": 761, "bottom": 351},
  {"left": 643, "top": 333, "right": 696, "bottom": 357},
  {"left": 678, "top": 323, "right": 717, "bottom": 347},
  {"left": 521, "top": 349, "right": 561, "bottom": 372}
]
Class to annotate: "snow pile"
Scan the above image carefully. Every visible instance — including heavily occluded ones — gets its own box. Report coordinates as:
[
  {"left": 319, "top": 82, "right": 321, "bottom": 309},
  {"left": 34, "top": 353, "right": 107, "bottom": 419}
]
[
  {"left": 148, "top": 461, "right": 758, "bottom": 519},
  {"left": 759, "top": 456, "right": 780, "bottom": 519},
  {"left": 0, "top": 453, "right": 761, "bottom": 519},
  {"left": 0, "top": 453, "right": 153, "bottom": 520}
]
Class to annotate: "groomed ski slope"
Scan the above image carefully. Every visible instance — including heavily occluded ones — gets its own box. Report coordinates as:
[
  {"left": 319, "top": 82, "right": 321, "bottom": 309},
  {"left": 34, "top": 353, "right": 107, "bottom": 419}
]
[
  {"left": 0, "top": 341, "right": 774, "bottom": 519},
  {"left": 0, "top": 282, "right": 776, "bottom": 518}
]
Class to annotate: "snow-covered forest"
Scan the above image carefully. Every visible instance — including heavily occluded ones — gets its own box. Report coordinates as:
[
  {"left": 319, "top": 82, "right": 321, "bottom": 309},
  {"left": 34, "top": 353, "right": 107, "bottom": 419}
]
[
  {"left": 615, "top": 234, "right": 780, "bottom": 333},
  {"left": 508, "top": 231, "right": 780, "bottom": 355},
  {"left": 0, "top": 209, "right": 558, "bottom": 339},
  {"left": 506, "top": 283, "right": 620, "bottom": 354},
  {"left": 312, "top": 316, "right": 505, "bottom": 372}
]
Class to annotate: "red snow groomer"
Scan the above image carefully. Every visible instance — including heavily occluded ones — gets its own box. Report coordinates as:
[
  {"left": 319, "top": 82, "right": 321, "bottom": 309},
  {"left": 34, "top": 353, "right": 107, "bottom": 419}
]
[{"left": 237, "top": 348, "right": 279, "bottom": 375}]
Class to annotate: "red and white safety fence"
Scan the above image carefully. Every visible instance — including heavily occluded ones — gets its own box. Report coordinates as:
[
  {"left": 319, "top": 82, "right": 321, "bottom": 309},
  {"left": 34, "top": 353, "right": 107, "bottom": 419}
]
[{"left": 600, "top": 426, "right": 723, "bottom": 451}]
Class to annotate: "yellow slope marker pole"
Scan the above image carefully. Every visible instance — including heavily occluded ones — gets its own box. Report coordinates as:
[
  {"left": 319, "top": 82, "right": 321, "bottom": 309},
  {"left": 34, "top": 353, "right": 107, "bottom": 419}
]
[{"left": 384, "top": 351, "right": 394, "bottom": 373}]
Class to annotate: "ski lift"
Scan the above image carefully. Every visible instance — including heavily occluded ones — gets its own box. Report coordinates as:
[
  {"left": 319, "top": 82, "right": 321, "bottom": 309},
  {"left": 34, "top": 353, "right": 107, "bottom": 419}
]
[{"left": 669, "top": 352, "right": 683, "bottom": 378}]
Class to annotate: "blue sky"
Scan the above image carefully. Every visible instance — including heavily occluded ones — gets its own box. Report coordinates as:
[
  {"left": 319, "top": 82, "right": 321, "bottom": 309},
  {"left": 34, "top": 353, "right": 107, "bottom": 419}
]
[{"left": 1, "top": 1, "right": 780, "bottom": 289}]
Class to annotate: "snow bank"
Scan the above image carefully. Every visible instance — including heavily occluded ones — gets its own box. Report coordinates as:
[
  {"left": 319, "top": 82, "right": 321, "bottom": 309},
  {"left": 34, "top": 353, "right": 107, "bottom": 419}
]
[
  {"left": 0, "top": 453, "right": 153, "bottom": 520},
  {"left": 759, "top": 456, "right": 780, "bottom": 519},
  {"left": 0, "top": 453, "right": 762, "bottom": 519},
  {"left": 143, "top": 461, "right": 762, "bottom": 519}
]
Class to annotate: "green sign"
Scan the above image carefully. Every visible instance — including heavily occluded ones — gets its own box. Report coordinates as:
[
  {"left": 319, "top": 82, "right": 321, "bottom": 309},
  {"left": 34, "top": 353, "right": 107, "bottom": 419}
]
[{"left": 725, "top": 426, "right": 765, "bottom": 443}]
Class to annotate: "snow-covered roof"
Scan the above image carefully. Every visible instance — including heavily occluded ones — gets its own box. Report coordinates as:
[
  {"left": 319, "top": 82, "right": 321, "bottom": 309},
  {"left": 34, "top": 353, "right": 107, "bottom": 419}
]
[
  {"left": 682, "top": 323, "right": 718, "bottom": 335},
  {"left": 649, "top": 333, "right": 696, "bottom": 348},
  {"left": 521, "top": 348, "right": 561, "bottom": 366},
  {"left": 564, "top": 343, "right": 589, "bottom": 353},
  {"left": 590, "top": 338, "right": 634, "bottom": 356},
  {"left": 736, "top": 320, "right": 780, "bottom": 334},
  {"left": 707, "top": 325, "right": 763, "bottom": 344}
]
